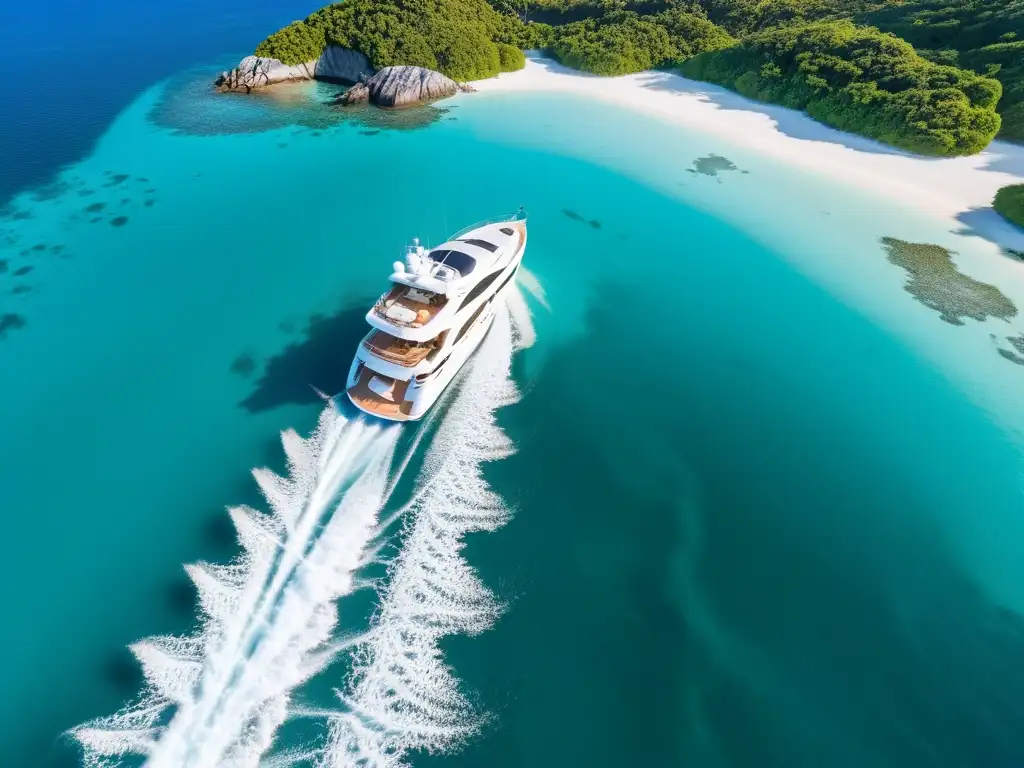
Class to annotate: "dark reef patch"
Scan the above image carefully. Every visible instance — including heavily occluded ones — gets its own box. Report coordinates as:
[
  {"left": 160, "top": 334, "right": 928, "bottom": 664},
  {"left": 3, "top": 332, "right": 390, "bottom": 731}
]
[
  {"left": 120, "top": 198, "right": 131, "bottom": 206},
  {"left": 136, "top": 177, "right": 149, "bottom": 183},
  {"left": 277, "top": 142, "right": 288, "bottom": 148},
  {"left": 31, "top": 244, "right": 46, "bottom": 252},
  {"left": 14, "top": 265, "right": 33, "bottom": 276},
  {"left": 51, "top": 245, "right": 64, "bottom": 255},
  {"left": 241, "top": 302, "right": 373, "bottom": 413},
  {"left": 0, "top": 313, "right": 26, "bottom": 339},
  {"left": 110, "top": 216, "right": 129, "bottom": 227},
  {"left": 104, "top": 173, "right": 130, "bottom": 187},
  {"left": 85, "top": 202, "right": 106, "bottom": 213},
  {"left": 359, "top": 130, "right": 380, "bottom": 136},
  {"left": 687, "top": 154, "right": 739, "bottom": 180},
  {"left": 145, "top": 188, "right": 156, "bottom": 194},
  {"left": 999, "top": 334, "right": 1024, "bottom": 365},
  {"left": 588, "top": 219, "right": 602, "bottom": 230},
  {"left": 278, "top": 319, "right": 296, "bottom": 334},
  {"left": 998, "top": 348, "right": 1024, "bottom": 366},
  {"left": 230, "top": 352, "right": 258, "bottom": 378},
  {"left": 0, "top": 259, "right": 7, "bottom": 274},
  {"left": 11, "top": 285, "right": 31, "bottom": 295},
  {"left": 144, "top": 199, "right": 155, "bottom": 208},
  {"left": 31, "top": 179, "right": 71, "bottom": 202},
  {"left": 562, "top": 209, "right": 584, "bottom": 222},
  {"left": 881, "top": 238, "right": 1017, "bottom": 326},
  {"left": 89, "top": 217, "right": 102, "bottom": 224},
  {"left": 77, "top": 189, "right": 95, "bottom": 197}
]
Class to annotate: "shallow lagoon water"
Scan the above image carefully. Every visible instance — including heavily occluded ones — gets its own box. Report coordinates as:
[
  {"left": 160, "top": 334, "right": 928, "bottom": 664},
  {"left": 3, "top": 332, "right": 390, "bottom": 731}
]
[{"left": 1, "top": 67, "right": 1023, "bottom": 767}]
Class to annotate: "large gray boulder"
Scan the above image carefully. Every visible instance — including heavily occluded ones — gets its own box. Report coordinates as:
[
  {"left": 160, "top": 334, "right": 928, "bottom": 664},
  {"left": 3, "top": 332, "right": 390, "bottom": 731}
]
[
  {"left": 215, "top": 45, "right": 373, "bottom": 92},
  {"left": 340, "top": 66, "right": 459, "bottom": 107}
]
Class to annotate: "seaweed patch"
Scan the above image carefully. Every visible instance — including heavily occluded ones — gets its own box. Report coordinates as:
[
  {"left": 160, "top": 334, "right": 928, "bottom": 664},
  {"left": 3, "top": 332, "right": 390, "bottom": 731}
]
[
  {"left": 0, "top": 313, "right": 26, "bottom": 339},
  {"left": 85, "top": 202, "right": 106, "bottom": 213},
  {"left": 110, "top": 216, "right": 129, "bottom": 227},
  {"left": 881, "top": 237, "right": 1017, "bottom": 325},
  {"left": 687, "top": 154, "right": 740, "bottom": 180},
  {"left": 13, "top": 266, "right": 33, "bottom": 276},
  {"left": 230, "top": 352, "right": 258, "bottom": 378}
]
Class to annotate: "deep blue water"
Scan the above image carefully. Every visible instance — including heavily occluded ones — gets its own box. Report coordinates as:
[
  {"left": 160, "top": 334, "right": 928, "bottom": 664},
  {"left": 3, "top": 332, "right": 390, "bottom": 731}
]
[{"left": 0, "top": 0, "right": 317, "bottom": 205}]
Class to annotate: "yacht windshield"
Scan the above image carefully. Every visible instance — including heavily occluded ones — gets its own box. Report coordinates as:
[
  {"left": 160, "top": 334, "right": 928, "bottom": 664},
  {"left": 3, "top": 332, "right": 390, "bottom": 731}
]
[{"left": 428, "top": 249, "right": 476, "bottom": 276}]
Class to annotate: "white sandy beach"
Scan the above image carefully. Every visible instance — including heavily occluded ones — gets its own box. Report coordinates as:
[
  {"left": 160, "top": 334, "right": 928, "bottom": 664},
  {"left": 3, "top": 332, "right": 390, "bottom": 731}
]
[{"left": 472, "top": 56, "right": 1024, "bottom": 253}]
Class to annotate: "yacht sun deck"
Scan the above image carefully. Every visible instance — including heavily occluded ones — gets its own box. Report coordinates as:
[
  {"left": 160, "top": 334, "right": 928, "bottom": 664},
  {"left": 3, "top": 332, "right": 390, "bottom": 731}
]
[{"left": 373, "top": 285, "right": 448, "bottom": 328}]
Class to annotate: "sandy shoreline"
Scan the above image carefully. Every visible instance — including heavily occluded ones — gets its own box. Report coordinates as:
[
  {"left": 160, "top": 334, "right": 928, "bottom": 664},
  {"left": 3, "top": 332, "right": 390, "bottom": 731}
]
[{"left": 471, "top": 56, "right": 1024, "bottom": 253}]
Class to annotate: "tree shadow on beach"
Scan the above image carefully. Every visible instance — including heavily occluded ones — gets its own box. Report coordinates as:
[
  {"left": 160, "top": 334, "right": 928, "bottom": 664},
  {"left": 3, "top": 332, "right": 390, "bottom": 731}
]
[
  {"left": 953, "top": 206, "right": 1024, "bottom": 255},
  {"left": 635, "top": 69, "right": 927, "bottom": 158}
]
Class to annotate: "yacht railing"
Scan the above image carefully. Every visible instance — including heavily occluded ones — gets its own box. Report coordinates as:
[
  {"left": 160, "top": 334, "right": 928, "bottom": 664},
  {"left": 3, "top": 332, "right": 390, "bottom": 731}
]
[{"left": 447, "top": 206, "right": 527, "bottom": 242}]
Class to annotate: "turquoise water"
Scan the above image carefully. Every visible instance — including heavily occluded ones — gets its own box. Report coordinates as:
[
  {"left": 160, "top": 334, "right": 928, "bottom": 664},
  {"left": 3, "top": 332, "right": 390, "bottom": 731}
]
[{"left": 2, "top": 67, "right": 1024, "bottom": 767}]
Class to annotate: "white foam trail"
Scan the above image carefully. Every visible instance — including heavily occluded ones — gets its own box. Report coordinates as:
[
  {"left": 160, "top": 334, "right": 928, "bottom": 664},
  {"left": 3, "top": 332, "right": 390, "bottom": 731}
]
[
  {"left": 516, "top": 266, "right": 549, "bottom": 312},
  {"left": 319, "top": 297, "right": 531, "bottom": 767},
  {"left": 74, "top": 283, "right": 538, "bottom": 768},
  {"left": 73, "top": 410, "right": 401, "bottom": 768}
]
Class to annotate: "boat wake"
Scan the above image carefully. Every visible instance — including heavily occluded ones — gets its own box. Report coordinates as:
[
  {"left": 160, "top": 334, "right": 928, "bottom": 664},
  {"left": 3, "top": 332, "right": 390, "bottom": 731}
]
[{"left": 73, "top": 287, "right": 534, "bottom": 768}]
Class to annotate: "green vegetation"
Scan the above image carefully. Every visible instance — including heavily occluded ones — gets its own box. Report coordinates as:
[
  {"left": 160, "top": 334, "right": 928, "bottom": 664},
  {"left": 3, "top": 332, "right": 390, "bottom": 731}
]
[
  {"left": 551, "top": 9, "right": 734, "bottom": 75},
  {"left": 497, "top": 41, "right": 527, "bottom": 71},
  {"left": 680, "top": 20, "right": 1001, "bottom": 155},
  {"left": 994, "top": 184, "right": 1024, "bottom": 229},
  {"left": 249, "top": 0, "right": 1022, "bottom": 153},
  {"left": 858, "top": 0, "right": 1024, "bottom": 141},
  {"left": 255, "top": 0, "right": 518, "bottom": 81}
]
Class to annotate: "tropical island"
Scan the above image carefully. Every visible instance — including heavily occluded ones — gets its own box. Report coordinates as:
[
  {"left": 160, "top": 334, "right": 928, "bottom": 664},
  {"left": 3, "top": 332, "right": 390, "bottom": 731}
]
[
  {"left": 224, "top": 0, "right": 1023, "bottom": 156},
  {"left": 215, "top": 0, "right": 1024, "bottom": 242}
]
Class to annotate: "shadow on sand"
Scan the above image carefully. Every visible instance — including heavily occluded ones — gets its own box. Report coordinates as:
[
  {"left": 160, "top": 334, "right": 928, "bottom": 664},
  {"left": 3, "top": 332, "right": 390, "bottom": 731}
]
[{"left": 954, "top": 207, "right": 1024, "bottom": 255}]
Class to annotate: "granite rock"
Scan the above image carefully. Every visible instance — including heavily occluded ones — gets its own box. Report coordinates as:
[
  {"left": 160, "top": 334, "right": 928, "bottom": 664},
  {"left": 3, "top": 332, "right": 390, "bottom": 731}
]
[
  {"left": 215, "top": 45, "right": 373, "bottom": 92},
  {"left": 339, "top": 66, "right": 459, "bottom": 107}
]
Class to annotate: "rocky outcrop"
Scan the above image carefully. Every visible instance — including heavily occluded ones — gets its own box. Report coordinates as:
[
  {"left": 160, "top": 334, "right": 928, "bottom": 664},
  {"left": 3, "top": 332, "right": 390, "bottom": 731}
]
[
  {"left": 314, "top": 46, "right": 374, "bottom": 83},
  {"left": 339, "top": 66, "right": 459, "bottom": 107},
  {"left": 215, "top": 45, "right": 373, "bottom": 93}
]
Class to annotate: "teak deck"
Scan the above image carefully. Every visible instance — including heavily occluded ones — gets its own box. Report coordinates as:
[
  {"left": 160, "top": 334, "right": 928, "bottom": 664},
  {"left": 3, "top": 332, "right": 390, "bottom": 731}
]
[{"left": 347, "top": 366, "right": 413, "bottom": 419}]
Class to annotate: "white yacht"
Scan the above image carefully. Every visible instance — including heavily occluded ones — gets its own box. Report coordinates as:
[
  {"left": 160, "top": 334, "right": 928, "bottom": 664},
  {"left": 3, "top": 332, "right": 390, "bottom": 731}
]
[{"left": 345, "top": 209, "right": 528, "bottom": 422}]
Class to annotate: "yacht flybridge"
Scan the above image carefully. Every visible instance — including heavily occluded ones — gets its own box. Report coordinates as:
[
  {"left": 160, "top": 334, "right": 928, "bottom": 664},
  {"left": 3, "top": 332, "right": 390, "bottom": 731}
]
[{"left": 345, "top": 209, "right": 528, "bottom": 422}]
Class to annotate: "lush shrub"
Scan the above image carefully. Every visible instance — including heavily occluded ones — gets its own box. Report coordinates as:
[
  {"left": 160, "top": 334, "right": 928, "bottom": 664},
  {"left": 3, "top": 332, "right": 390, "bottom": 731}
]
[
  {"left": 680, "top": 20, "right": 1002, "bottom": 155},
  {"left": 551, "top": 9, "right": 734, "bottom": 75},
  {"left": 859, "top": 0, "right": 1024, "bottom": 142},
  {"left": 255, "top": 0, "right": 525, "bottom": 81},
  {"left": 254, "top": 21, "right": 327, "bottom": 64},
  {"left": 994, "top": 184, "right": 1024, "bottom": 229},
  {"left": 497, "top": 41, "right": 528, "bottom": 70}
]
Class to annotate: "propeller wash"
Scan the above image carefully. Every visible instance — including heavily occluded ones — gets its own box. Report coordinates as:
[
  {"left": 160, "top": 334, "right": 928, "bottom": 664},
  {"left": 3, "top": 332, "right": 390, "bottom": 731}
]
[{"left": 72, "top": 287, "right": 534, "bottom": 768}]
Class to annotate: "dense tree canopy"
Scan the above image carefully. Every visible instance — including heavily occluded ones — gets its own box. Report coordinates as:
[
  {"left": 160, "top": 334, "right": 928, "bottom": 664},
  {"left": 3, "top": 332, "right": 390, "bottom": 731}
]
[
  {"left": 858, "top": 0, "right": 1024, "bottom": 141},
  {"left": 255, "top": 0, "right": 514, "bottom": 80},
  {"left": 250, "top": 0, "right": 1020, "bottom": 153},
  {"left": 995, "top": 184, "right": 1024, "bottom": 229},
  {"left": 680, "top": 20, "right": 1001, "bottom": 155}
]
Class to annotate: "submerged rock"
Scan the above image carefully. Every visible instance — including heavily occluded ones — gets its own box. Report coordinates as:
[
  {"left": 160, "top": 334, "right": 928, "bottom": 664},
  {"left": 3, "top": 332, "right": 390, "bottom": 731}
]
[
  {"left": 339, "top": 66, "right": 459, "bottom": 108},
  {"left": 215, "top": 45, "right": 373, "bottom": 93}
]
